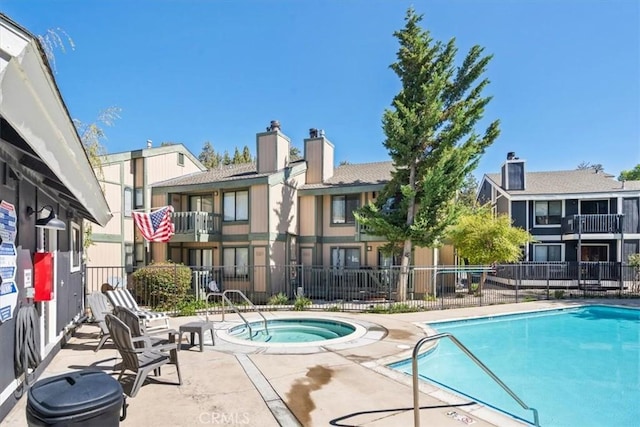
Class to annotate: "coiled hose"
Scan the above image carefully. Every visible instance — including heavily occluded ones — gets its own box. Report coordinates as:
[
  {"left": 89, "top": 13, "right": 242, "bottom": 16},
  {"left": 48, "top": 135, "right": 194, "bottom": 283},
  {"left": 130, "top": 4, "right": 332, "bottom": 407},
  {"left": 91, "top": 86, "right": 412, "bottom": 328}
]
[{"left": 15, "top": 304, "right": 41, "bottom": 387}]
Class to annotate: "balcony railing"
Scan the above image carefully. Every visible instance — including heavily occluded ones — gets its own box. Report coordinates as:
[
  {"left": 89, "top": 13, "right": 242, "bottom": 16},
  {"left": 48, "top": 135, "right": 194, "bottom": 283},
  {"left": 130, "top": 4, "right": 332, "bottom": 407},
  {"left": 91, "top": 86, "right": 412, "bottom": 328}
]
[
  {"left": 355, "top": 222, "right": 385, "bottom": 241},
  {"left": 561, "top": 214, "right": 623, "bottom": 234},
  {"left": 171, "top": 211, "right": 222, "bottom": 240}
]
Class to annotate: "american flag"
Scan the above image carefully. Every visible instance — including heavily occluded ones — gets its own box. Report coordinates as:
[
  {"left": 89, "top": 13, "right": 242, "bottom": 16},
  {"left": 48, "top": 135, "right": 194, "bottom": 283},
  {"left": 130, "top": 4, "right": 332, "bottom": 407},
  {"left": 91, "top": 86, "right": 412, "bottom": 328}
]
[{"left": 132, "top": 206, "right": 175, "bottom": 242}]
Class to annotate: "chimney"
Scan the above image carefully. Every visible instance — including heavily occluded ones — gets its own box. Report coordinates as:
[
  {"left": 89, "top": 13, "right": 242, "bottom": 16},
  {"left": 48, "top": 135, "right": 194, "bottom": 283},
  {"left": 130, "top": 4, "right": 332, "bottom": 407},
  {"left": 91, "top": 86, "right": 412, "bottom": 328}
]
[
  {"left": 304, "top": 127, "right": 334, "bottom": 184},
  {"left": 257, "top": 120, "right": 289, "bottom": 173},
  {"left": 146, "top": 139, "right": 152, "bottom": 149},
  {"left": 501, "top": 152, "right": 525, "bottom": 191}
]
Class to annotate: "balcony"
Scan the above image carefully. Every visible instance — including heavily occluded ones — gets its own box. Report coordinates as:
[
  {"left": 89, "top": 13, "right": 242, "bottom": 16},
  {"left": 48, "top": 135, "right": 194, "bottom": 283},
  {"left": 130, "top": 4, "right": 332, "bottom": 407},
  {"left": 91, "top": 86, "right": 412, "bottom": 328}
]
[
  {"left": 561, "top": 214, "right": 623, "bottom": 235},
  {"left": 171, "top": 211, "right": 222, "bottom": 242},
  {"left": 355, "top": 222, "right": 386, "bottom": 242}
]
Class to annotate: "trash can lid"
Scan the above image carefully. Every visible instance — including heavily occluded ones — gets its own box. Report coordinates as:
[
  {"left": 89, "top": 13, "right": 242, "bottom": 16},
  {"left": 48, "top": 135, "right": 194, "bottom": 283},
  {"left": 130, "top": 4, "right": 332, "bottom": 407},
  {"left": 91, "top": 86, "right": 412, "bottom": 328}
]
[{"left": 28, "top": 370, "right": 123, "bottom": 418}]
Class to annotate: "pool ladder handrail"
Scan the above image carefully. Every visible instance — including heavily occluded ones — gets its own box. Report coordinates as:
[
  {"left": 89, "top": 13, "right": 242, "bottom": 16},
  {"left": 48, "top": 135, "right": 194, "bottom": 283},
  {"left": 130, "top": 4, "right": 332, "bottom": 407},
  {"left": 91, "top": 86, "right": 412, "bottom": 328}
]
[
  {"left": 412, "top": 332, "right": 540, "bottom": 427},
  {"left": 205, "top": 290, "right": 268, "bottom": 339}
]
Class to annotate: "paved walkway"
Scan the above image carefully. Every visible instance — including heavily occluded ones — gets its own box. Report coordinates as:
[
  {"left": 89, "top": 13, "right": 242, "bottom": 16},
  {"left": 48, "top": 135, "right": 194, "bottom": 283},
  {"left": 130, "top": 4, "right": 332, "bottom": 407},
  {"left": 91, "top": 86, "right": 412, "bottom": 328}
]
[{"left": 4, "top": 300, "right": 636, "bottom": 426}]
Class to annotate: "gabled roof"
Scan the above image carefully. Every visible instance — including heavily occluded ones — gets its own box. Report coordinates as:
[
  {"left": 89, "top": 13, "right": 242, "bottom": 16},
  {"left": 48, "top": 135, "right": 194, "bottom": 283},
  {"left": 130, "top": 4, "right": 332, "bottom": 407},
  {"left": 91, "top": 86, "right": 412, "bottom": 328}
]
[
  {"left": 300, "top": 161, "right": 394, "bottom": 190},
  {"left": 0, "top": 14, "right": 111, "bottom": 226},
  {"left": 485, "top": 169, "right": 640, "bottom": 196},
  {"left": 153, "top": 162, "right": 276, "bottom": 188},
  {"left": 102, "top": 144, "right": 206, "bottom": 171}
]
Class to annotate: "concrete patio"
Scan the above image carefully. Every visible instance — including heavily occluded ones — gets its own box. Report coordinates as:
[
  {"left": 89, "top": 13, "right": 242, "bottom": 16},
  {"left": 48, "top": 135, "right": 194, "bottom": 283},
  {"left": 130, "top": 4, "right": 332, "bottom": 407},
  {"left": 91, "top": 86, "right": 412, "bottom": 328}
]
[{"left": 4, "top": 300, "right": 633, "bottom": 427}]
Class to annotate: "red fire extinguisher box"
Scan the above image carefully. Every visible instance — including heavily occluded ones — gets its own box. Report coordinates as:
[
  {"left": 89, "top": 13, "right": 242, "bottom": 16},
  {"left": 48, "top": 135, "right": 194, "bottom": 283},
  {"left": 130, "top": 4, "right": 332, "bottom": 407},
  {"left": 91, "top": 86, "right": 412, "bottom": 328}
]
[{"left": 34, "top": 252, "right": 53, "bottom": 302}]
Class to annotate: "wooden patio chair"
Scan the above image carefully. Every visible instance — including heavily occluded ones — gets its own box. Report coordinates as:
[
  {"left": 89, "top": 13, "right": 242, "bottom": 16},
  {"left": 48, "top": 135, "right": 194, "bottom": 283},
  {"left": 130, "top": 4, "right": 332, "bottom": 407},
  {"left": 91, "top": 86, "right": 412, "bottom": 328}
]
[
  {"left": 106, "top": 288, "right": 170, "bottom": 330},
  {"left": 86, "top": 292, "right": 113, "bottom": 352},
  {"left": 105, "top": 314, "right": 182, "bottom": 398}
]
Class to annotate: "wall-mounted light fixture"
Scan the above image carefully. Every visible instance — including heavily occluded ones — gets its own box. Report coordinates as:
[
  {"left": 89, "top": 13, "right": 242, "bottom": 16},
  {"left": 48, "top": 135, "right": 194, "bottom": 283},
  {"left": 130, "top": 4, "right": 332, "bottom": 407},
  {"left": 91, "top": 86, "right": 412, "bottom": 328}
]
[
  {"left": 213, "top": 190, "right": 219, "bottom": 196},
  {"left": 367, "top": 245, "right": 372, "bottom": 252},
  {"left": 26, "top": 205, "right": 66, "bottom": 231}
]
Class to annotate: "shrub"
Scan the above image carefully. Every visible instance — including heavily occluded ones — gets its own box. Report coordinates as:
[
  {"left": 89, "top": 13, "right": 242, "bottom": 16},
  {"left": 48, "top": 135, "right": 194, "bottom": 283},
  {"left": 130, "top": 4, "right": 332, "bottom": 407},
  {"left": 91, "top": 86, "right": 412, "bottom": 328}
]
[
  {"left": 293, "top": 295, "right": 312, "bottom": 311},
  {"left": 267, "top": 293, "right": 289, "bottom": 305},
  {"left": 131, "top": 261, "right": 192, "bottom": 310},
  {"left": 325, "top": 305, "right": 341, "bottom": 312},
  {"left": 554, "top": 290, "right": 565, "bottom": 300}
]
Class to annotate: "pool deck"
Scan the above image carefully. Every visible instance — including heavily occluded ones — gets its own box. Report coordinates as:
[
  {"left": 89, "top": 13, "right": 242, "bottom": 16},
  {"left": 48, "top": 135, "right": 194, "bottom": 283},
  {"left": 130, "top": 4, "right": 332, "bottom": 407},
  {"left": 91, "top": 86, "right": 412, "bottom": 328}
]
[{"left": 4, "top": 300, "right": 638, "bottom": 426}]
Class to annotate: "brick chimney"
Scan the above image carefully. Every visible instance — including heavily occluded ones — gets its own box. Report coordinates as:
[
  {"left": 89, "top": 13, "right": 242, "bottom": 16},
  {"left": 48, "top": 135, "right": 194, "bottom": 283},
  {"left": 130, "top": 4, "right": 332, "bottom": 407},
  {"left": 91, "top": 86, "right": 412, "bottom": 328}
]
[
  {"left": 256, "top": 120, "right": 290, "bottom": 173},
  {"left": 304, "top": 128, "right": 334, "bottom": 184},
  {"left": 501, "top": 152, "right": 525, "bottom": 191}
]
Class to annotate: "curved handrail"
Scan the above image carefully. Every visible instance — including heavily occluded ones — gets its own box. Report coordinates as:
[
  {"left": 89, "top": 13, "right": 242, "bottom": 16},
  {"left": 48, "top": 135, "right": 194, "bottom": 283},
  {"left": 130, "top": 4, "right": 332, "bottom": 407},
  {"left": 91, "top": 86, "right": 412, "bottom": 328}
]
[
  {"left": 412, "top": 333, "right": 540, "bottom": 427},
  {"left": 205, "top": 292, "right": 255, "bottom": 340},
  {"left": 222, "top": 289, "right": 269, "bottom": 334}
]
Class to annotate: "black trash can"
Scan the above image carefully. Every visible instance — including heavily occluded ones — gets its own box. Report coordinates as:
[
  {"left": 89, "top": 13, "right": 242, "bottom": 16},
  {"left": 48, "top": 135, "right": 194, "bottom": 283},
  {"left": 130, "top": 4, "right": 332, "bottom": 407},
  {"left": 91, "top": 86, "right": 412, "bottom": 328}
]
[{"left": 26, "top": 370, "right": 125, "bottom": 426}]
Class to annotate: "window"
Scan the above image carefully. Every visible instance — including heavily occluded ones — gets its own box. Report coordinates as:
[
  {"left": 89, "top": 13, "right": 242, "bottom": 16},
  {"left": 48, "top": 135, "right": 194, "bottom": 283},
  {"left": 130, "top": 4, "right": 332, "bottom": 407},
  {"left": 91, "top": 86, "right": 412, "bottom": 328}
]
[
  {"left": 190, "top": 195, "right": 214, "bottom": 212},
  {"left": 124, "top": 187, "right": 133, "bottom": 217},
  {"left": 331, "top": 194, "right": 360, "bottom": 224},
  {"left": 70, "top": 222, "right": 81, "bottom": 272},
  {"left": 223, "top": 190, "right": 248, "bottom": 221},
  {"left": 135, "top": 243, "right": 145, "bottom": 263},
  {"left": 124, "top": 243, "right": 134, "bottom": 273},
  {"left": 134, "top": 188, "right": 144, "bottom": 209},
  {"left": 223, "top": 247, "right": 249, "bottom": 277},
  {"left": 581, "top": 200, "right": 609, "bottom": 215},
  {"left": 331, "top": 247, "right": 361, "bottom": 268},
  {"left": 178, "top": 152, "right": 185, "bottom": 166},
  {"left": 533, "top": 244, "right": 562, "bottom": 261},
  {"left": 534, "top": 201, "right": 562, "bottom": 225}
]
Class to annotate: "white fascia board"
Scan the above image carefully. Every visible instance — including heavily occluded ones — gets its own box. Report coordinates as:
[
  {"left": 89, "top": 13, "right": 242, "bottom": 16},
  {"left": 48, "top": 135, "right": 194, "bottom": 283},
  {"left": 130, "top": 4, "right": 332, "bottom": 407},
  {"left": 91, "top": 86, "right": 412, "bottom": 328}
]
[
  {"left": 508, "top": 191, "right": 640, "bottom": 201},
  {"left": 0, "top": 37, "right": 111, "bottom": 226}
]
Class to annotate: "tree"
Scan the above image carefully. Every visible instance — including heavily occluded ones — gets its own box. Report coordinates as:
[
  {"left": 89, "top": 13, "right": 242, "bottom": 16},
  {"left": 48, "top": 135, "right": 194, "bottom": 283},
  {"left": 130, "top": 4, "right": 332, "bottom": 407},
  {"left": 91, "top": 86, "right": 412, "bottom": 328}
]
[
  {"left": 242, "top": 145, "right": 253, "bottom": 163},
  {"left": 355, "top": 8, "right": 500, "bottom": 300},
  {"left": 457, "top": 173, "right": 479, "bottom": 208},
  {"left": 577, "top": 162, "right": 604, "bottom": 173},
  {"left": 289, "top": 146, "right": 302, "bottom": 161},
  {"left": 448, "top": 205, "right": 533, "bottom": 293},
  {"left": 619, "top": 164, "right": 640, "bottom": 181},
  {"left": 198, "top": 141, "right": 221, "bottom": 169},
  {"left": 232, "top": 147, "right": 243, "bottom": 164}
]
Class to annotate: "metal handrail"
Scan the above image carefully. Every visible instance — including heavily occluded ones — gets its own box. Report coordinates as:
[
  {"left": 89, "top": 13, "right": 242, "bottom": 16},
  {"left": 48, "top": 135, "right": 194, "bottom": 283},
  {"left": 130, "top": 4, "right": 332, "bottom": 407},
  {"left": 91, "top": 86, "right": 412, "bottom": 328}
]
[
  {"left": 222, "top": 289, "right": 269, "bottom": 335},
  {"left": 205, "top": 292, "right": 255, "bottom": 340},
  {"left": 412, "top": 333, "right": 540, "bottom": 427}
]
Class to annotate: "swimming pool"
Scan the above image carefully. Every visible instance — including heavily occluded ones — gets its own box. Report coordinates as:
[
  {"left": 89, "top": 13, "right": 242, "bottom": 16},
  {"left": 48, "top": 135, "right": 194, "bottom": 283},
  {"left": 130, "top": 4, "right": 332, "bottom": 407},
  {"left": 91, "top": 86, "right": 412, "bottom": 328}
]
[
  {"left": 390, "top": 305, "right": 640, "bottom": 427},
  {"left": 220, "top": 317, "right": 363, "bottom": 346}
]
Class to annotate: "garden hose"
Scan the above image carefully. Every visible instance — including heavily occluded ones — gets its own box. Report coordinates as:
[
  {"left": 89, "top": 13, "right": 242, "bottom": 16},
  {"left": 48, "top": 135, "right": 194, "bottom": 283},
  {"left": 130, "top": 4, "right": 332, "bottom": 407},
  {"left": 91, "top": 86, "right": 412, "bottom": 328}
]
[{"left": 15, "top": 303, "right": 41, "bottom": 388}]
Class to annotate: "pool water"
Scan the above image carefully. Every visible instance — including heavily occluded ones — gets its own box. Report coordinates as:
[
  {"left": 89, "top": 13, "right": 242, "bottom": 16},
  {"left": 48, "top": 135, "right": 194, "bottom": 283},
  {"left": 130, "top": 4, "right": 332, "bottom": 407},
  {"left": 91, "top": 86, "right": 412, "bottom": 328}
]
[
  {"left": 228, "top": 318, "right": 356, "bottom": 343},
  {"left": 390, "top": 305, "right": 640, "bottom": 427}
]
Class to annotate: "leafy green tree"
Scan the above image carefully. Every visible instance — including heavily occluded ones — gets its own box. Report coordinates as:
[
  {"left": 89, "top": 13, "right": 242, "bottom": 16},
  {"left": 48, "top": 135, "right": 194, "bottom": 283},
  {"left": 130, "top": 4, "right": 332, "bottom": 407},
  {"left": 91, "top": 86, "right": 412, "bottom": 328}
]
[
  {"left": 222, "top": 150, "right": 231, "bottom": 165},
  {"left": 619, "top": 164, "right": 640, "bottom": 181},
  {"left": 289, "top": 146, "right": 302, "bottom": 161},
  {"left": 198, "top": 141, "right": 222, "bottom": 169},
  {"left": 457, "top": 173, "right": 479, "bottom": 208},
  {"left": 355, "top": 8, "right": 500, "bottom": 300},
  {"left": 448, "top": 205, "right": 533, "bottom": 293}
]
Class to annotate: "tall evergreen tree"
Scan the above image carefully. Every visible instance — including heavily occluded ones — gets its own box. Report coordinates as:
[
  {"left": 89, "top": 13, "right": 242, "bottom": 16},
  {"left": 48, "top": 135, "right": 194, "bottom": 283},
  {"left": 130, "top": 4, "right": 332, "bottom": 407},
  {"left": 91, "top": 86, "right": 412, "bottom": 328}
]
[
  {"left": 355, "top": 8, "right": 500, "bottom": 300},
  {"left": 232, "top": 147, "right": 243, "bottom": 163},
  {"left": 242, "top": 145, "right": 253, "bottom": 163},
  {"left": 198, "top": 141, "right": 219, "bottom": 169}
]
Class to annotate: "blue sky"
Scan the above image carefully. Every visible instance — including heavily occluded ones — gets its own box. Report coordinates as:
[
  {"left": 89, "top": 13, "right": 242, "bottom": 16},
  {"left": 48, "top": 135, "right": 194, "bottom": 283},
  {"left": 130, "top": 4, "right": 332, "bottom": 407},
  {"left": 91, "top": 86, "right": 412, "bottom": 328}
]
[{"left": 4, "top": 0, "right": 639, "bottom": 178}]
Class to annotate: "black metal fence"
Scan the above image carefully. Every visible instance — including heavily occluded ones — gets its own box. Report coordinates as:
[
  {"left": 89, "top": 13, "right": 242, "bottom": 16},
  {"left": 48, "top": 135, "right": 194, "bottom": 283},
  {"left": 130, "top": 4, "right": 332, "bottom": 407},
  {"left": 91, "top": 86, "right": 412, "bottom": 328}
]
[{"left": 84, "top": 262, "right": 640, "bottom": 315}]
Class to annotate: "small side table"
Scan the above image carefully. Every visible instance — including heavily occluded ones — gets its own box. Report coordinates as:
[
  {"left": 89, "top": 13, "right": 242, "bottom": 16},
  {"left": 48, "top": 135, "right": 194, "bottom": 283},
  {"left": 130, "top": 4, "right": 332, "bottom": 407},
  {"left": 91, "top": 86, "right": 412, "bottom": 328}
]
[{"left": 178, "top": 321, "right": 215, "bottom": 352}]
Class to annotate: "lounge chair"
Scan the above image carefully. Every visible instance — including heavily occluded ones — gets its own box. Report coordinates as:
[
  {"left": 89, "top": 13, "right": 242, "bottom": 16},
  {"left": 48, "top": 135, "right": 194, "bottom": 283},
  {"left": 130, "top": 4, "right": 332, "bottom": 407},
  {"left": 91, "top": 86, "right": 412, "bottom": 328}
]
[
  {"left": 86, "top": 292, "right": 113, "bottom": 352},
  {"left": 106, "top": 288, "right": 170, "bottom": 330},
  {"left": 105, "top": 314, "right": 181, "bottom": 397}
]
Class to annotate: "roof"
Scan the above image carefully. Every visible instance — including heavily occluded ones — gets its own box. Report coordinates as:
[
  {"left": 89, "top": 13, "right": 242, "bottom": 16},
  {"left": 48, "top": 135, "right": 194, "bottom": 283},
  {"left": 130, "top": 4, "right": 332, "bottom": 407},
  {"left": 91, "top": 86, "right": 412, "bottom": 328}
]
[
  {"left": 0, "top": 14, "right": 111, "bottom": 226},
  {"left": 153, "top": 162, "right": 269, "bottom": 187},
  {"left": 300, "top": 161, "right": 394, "bottom": 190},
  {"left": 102, "top": 144, "right": 206, "bottom": 171},
  {"left": 485, "top": 169, "right": 640, "bottom": 195}
]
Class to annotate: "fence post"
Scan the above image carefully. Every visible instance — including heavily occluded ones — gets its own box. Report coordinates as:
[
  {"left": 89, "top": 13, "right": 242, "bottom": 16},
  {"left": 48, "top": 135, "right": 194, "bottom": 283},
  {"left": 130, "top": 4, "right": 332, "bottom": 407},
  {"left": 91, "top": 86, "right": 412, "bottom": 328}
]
[{"left": 546, "top": 264, "right": 550, "bottom": 300}]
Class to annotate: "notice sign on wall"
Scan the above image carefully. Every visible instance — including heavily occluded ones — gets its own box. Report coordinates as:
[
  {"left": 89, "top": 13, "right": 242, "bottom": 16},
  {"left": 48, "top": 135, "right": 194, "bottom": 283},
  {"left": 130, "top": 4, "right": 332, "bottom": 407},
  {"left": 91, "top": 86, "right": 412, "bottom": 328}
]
[{"left": 0, "top": 200, "right": 18, "bottom": 321}]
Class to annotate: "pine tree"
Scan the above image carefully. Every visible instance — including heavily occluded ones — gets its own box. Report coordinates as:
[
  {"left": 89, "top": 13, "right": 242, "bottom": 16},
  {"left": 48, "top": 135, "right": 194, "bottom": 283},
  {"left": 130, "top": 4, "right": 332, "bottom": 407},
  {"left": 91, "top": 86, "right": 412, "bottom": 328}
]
[
  {"left": 198, "top": 141, "right": 219, "bottom": 169},
  {"left": 232, "top": 147, "right": 243, "bottom": 164},
  {"left": 355, "top": 8, "right": 500, "bottom": 300},
  {"left": 222, "top": 150, "right": 231, "bottom": 165},
  {"left": 242, "top": 145, "right": 253, "bottom": 163}
]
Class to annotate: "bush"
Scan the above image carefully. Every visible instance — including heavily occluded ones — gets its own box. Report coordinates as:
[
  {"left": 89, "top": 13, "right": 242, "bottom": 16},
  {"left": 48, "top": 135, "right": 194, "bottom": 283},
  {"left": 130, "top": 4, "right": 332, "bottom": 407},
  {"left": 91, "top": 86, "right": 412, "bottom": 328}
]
[
  {"left": 554, "top": 290, "right": 565, "bottom": 300},
  {"left": 267, "top": 293, "right": 289, "bottom": 305},
  {"left": 131, "top": 261, "right": 192, "bottom": 310},
  {"left": 293, "top": 295, "right": 312, "bottom": 311}
]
